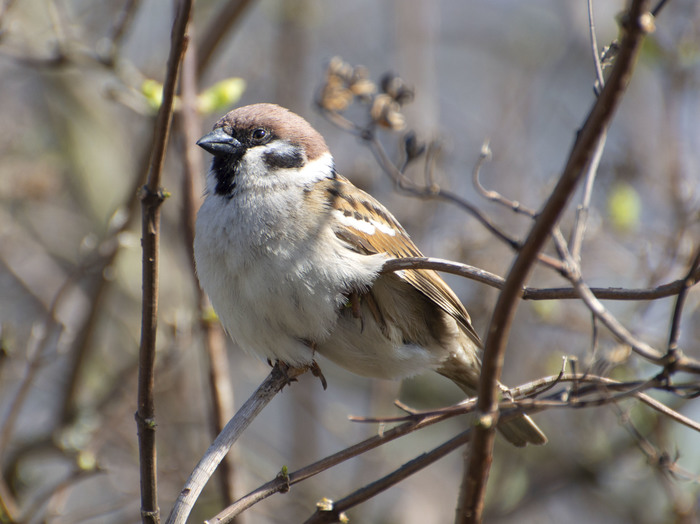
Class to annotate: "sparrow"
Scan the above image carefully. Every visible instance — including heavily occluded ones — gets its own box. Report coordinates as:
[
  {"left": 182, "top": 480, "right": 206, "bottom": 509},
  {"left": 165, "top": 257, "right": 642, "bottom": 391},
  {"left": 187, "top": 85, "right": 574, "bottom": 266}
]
[{"left": 194, "top": 103, "right": 546, "bottom": 447}]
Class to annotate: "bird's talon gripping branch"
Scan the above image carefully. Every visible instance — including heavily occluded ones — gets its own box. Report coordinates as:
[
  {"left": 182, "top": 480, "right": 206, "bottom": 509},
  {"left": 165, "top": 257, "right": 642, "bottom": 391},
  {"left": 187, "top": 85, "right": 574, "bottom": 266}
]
[
  {"left": 310, "top": 360, "right": 328, "bottom": 390},
  {"left": 274, "top": 361, "right": 301, "bottom": 388}
]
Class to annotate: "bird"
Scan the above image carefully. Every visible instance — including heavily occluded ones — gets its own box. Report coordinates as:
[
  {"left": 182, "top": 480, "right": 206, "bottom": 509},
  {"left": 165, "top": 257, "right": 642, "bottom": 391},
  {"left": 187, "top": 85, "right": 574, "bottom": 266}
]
[{"left": 193, "top": 103, "right": 546, "bottom": 447}]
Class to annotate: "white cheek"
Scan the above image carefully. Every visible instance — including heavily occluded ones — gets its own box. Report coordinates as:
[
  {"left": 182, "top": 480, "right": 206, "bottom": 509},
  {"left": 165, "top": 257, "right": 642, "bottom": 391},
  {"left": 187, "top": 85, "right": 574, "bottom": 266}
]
[{"left": 294, "top": 152, "right": 334, "bottom": 185}]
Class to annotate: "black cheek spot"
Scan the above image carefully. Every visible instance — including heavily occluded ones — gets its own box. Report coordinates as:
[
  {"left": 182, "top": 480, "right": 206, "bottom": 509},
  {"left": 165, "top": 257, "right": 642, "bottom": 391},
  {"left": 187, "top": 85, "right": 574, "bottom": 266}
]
[{"left": 263, "top": 148, "right": 305, "bottom": 169}]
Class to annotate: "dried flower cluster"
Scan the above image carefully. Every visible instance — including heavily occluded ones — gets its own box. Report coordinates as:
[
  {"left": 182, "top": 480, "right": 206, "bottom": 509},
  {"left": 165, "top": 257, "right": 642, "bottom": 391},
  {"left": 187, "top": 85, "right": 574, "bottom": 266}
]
[{"left": 318, "top": 56, "right": 414, "bottom": 130}]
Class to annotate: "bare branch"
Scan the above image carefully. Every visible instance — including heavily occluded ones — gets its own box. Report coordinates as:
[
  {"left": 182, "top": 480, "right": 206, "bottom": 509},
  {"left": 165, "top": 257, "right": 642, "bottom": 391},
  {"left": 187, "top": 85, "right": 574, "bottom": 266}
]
[
  {"left": 588, "top": 0, "right": 606, "bottom": 95},
  {"left": 667, "top": 247, "right": 700, "bottom": 355},
  {"left": 351, "top": 375, "right": 700, "bottom": 432},
  {"left": 137, "top": 1, "right": 192, "bottom": 522},
  {"left": 381, "top": 256, "right": 700, "bottom": 302},
  {"left": 569, "top": 130, "right": 606, "bottom": 264},
  {"left": 552, "top": 218, "right": 700, "bottom": 373},
  {"left": 652, "top": 0, "right": 671, "bottom": 16},
  {"left": 472, "top": 141, "right": 536, "bottom": 219},
  {"left": 635, "top": 392, "right": 700, "bottom": 434},
  {"left": 462, "top": 2, "right": 653, "bottom": 521}
]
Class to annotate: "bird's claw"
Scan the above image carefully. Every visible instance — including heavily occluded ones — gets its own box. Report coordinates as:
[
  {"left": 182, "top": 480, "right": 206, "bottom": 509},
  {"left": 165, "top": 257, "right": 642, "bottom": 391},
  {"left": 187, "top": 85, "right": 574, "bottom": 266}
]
[
  {"left": 310, "top": 360, "right": 328, "bottom": 390},
  {"left": 271, "top": 359, "right": 328, "bottom": 390}
]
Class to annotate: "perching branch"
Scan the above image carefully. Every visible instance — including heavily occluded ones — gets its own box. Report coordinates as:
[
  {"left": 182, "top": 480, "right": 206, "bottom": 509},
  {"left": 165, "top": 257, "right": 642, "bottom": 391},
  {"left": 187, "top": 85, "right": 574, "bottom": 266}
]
[{"left": 381, "top": 256, "right": 700, "bottom": 304}]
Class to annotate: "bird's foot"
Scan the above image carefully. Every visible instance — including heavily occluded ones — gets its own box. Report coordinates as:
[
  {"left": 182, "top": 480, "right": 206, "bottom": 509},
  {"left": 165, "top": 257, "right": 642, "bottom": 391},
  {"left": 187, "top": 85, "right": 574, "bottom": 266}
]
[
  {"left": 310, "top": 360, "right": 328, "bottom": 390},
  {"left": 271, "top": 359, "right": 328, "bottom": 390},
  {"left": 274, "top": 360, "right": 304, "bottom": 388}
]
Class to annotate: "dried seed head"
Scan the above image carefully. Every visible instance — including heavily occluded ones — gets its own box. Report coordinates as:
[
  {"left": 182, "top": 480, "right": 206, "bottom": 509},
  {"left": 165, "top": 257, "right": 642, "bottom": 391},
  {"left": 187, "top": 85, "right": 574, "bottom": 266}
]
[
  {"left": 380, "top": 73, "right": 414, "bottom": 105},
  {"left": 371, "top": 94, "right": 405, "bottom": 130},
  {"left": 404, "top": 131, "right": 426, "bottom": 161}
]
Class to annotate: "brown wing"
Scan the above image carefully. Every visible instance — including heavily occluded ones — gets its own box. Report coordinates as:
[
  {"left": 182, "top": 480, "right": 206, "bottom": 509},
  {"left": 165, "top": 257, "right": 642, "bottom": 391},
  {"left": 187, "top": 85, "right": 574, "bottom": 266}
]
[{"left": 318, "top": 174, "right": 482, "bottom": 347}]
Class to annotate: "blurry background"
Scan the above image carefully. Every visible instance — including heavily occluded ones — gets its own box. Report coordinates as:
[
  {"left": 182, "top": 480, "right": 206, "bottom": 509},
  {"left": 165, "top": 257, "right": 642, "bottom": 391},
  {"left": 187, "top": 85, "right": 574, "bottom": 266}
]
[{"left": 1, "top": 1, "right": 699, "bottom": 522}]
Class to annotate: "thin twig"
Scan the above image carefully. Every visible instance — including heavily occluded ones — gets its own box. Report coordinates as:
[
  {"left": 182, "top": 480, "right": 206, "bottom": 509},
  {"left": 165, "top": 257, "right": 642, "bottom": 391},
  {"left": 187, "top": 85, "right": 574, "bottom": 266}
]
[
  {"left": 367, "top": 131, "right": 519, "bottom": 248},
  {"left": 635, "top": 392, "right": 700, "bottom": 434},
  {"left": 318, "top": 107, "right": 527, "bottom": 256},
  {"left": 380, "top": 256, "right": 700, "bottom": 303},
  {"left": 667, "top": 247, "right": 700, "bottom": 355},
  {"left": 136, "top": 1, "right": 192, "bottom": 523},
  {"left": 318, "top": 107, "right": 570, "bottom": 273},
  {"left": 472, "top": 140, "right": 536, "bottom": 218},
  {"left": 302, "top": 370, "right": 700, "bottom": 523},
  {"left": 652, "top": 0, "right": 670, "bottom": 16},
  {"left": 588, "top": 0, "right": 606, "bottom": 95},
  {"left": 556, "top": 218, "right": 694, "bottom": 372},
  {"left": 569, "top": 130, "right": 606, "bottom": 264},
  {"left": 461, "top": 2, "right": 652, "bottom": 521},
  {"left": 349, "top": 375, "right": 700, "bottom": 431},
  {"left": 383, "top": 252, "right": 700, "bottom": 373}
]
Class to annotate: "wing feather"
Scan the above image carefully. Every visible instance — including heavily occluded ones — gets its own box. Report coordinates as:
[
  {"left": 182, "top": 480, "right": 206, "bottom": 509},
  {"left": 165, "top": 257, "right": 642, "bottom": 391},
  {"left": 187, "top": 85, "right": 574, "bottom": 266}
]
[{"left": 320, "top": 174, "right": 482, "bottom": 346}]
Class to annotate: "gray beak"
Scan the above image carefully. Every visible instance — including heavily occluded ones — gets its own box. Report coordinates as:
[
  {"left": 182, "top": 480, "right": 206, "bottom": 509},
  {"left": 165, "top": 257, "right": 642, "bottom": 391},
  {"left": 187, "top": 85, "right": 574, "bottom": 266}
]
[{"left": 196, "top": 128, "right": 242, "bottom": 157}]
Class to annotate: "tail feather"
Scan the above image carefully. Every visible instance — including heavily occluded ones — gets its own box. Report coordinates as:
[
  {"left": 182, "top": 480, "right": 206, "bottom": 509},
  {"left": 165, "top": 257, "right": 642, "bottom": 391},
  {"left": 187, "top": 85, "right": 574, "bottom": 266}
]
[{"left": 437, "top": 362, "right": 547, "bottom": 447}]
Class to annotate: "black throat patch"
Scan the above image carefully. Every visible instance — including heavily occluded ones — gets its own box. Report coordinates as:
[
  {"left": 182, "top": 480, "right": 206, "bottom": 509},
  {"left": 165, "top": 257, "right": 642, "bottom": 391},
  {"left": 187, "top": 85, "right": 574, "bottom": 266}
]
[{"left": 212, "top": 156, "right": 239, "bottom": 197}]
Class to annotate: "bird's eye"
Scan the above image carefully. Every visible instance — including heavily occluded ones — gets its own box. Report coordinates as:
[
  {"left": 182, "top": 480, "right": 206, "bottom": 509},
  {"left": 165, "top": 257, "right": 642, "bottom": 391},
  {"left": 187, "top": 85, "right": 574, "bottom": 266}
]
[{"left": 251, "top": 128, "right": 268, "bottom": 141}]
